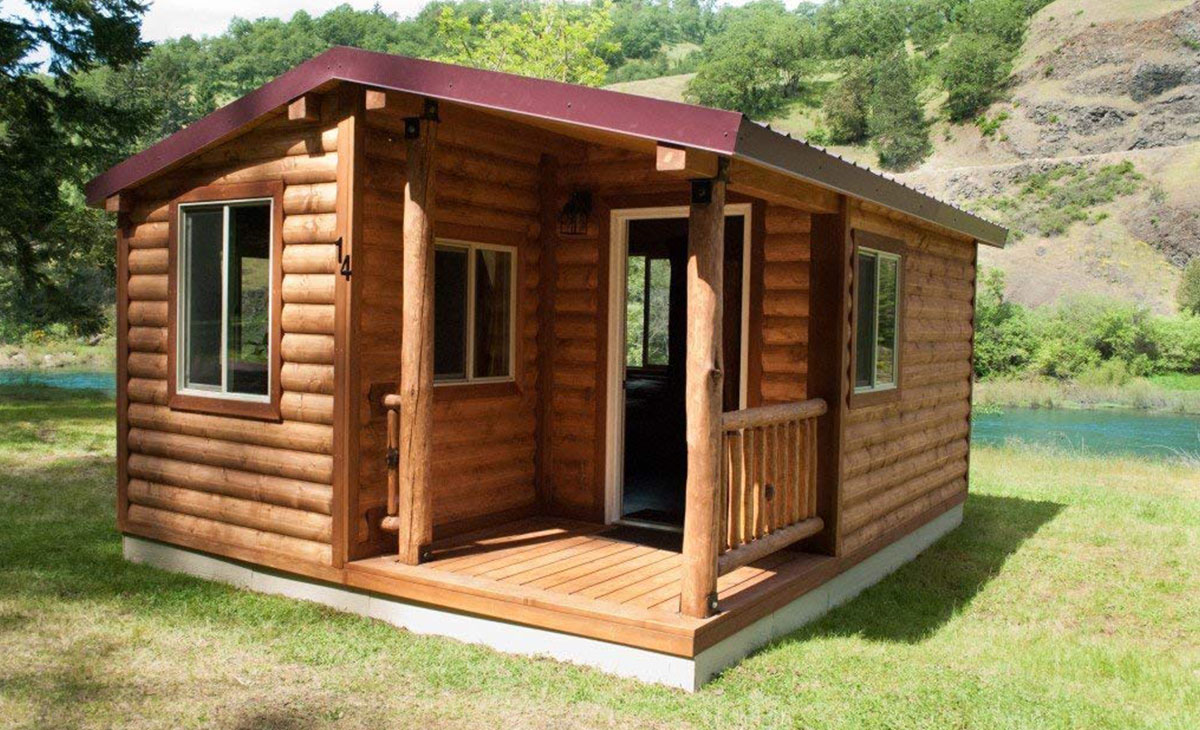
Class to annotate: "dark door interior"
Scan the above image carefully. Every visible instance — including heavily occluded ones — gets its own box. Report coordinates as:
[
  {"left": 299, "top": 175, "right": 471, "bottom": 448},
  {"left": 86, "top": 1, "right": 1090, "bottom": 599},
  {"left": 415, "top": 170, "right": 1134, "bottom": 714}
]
[{"left": 621, "top": 215, "right": 744, "bottom": 527}]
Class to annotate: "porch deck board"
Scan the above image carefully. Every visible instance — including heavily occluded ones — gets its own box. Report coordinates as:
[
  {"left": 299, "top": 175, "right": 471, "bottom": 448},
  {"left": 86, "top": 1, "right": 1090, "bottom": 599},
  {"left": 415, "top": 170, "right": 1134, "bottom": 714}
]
[{"left": 344, "top": 516, "right": 835, "bottom": 656}]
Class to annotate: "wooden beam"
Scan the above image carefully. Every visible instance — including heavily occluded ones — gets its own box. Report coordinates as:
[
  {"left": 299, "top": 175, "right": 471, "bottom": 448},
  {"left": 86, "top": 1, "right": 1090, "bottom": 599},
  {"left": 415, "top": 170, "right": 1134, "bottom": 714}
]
[
  {"left": 106, "top": 194, "right": 131, "bottom": 214},
  {"left": 288, "top": 94, "right": 321, "bottom": 122},
  {"left": 805, "top": 196, "right": 851, "bottom": 556},
  {"left": 655, "top": 143, "right": 719, "bottom": 178},
  {"left": 365, "top": 89, "right": 388, "bottom": 111},
  {"left": 679, "top": 176, "right": 727, "bottom": 619},
  {"left": 396, "top": 109, "right": 439, "bottom": 565},
  {"left": 728, "top": 159, "right": 839, "bottom": 214}
]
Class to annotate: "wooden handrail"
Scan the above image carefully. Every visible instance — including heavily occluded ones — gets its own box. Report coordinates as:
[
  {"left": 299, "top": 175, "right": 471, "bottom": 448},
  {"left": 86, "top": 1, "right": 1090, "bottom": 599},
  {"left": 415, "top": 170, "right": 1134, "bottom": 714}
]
[
  {"left": 716, "top": 397, "right": 826, "bottom": 576},
  {"left": 721, "top": 399, "right": 827, "bottom": 431},
  {"left": 380, "top": 397, "right": 401, "bottom": 534}
]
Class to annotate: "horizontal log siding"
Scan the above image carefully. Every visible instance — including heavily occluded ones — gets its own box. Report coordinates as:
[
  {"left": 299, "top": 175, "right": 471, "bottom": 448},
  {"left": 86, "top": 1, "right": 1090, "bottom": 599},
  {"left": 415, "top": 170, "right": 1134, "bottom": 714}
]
[
  {"left": 120, "top": 101, "right": 339, "bottom": 567},
  {"left": 758, "top": 204, "right": 811, "bottom": 405},
  {"left": 839, "top": 202, "right": 977, "bottom": 554},
  {"left": 350, "top": 101, "right": 543, "bottom": 558}
]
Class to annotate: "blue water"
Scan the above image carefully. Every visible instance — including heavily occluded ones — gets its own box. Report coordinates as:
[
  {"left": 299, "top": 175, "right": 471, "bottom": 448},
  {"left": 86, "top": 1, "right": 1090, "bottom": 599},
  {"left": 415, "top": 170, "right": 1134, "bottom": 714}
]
[
  {"left": 0, "top": 369, "right": 116, "bottom": 394},
  {"left": 2, "top": 369, "right": 1198, "bottom": 460},
  {"left": 972, "top": 407, "right": 1200, "bottom": 460}
]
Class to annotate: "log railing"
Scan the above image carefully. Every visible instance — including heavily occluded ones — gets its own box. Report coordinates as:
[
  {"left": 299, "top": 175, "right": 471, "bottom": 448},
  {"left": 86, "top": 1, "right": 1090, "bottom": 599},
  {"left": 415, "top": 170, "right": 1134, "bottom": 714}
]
[
  {"left": 381, "top": 393, "right": 401, "bottom": 535},
  {"left": 717, "top": 398, "right": 827, "bottom": 576}
]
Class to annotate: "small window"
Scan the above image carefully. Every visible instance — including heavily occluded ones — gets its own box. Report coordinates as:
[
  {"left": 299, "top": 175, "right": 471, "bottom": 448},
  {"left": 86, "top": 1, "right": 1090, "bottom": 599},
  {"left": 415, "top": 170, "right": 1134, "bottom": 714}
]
[
  {"left": 178, "top": 200, "right": 273, "bottom": 400},
  {"left": 854, "top": 247, "right": 900, "bottom": 393},
  {"left": 434, "top": 241, "right": 516, "bottom": 383},
  {"left": 625, "top": 255, "right": 672, "bottom": 369}
]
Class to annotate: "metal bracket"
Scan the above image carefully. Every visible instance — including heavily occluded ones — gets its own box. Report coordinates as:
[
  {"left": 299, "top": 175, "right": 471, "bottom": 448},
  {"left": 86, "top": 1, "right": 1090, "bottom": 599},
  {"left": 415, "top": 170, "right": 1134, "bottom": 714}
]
[
  {"left": 690, "top": 178, "right": 712, "bottom": 205},
  {"left": 708, "top": 593, "right": 720, "bottom": 613},
  {"left": 422, "top": 97, "right": 440, "bottom": 122},
  {"left": 403, "top": 117, "right": 421, "bottom": 139},
  {"left": 385, "top": 448, "right": 399, "bottom": 469}
]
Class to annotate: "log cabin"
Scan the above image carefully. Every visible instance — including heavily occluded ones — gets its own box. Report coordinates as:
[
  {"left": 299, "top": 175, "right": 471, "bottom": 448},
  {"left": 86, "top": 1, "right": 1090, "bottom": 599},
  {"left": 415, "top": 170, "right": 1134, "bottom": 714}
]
[{"left": 85, "top": 47, "right": 1007, "bottom": 690}]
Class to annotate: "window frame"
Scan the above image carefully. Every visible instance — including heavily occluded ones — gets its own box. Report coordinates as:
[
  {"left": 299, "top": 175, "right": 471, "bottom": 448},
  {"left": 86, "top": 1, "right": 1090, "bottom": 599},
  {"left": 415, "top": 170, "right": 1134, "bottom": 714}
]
[
  {"left": 433, "top": 238, "right": 519, "bottom": 388},
  {"left": 167, "top": 181, "right": 284, "bottom": 421},
  {"left": 849, "top": 229, "right": 905, "bottom": 409}
]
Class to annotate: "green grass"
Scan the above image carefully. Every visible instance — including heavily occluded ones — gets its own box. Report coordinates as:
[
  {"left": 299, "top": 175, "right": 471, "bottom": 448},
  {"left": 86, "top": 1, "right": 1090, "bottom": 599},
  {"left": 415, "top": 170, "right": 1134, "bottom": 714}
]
[
  {"left": 975, "top": 375, "right": 1200, "bottom": 413},
  {"left": 1, "top": 387, "right": 1197, "bottom": 728}
]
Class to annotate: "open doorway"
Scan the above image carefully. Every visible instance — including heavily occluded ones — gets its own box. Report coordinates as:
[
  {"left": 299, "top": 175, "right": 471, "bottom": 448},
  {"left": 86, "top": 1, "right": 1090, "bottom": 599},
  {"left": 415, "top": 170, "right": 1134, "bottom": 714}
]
[{"left": 606, "top": 207, "right": 749, "bottom": 530}]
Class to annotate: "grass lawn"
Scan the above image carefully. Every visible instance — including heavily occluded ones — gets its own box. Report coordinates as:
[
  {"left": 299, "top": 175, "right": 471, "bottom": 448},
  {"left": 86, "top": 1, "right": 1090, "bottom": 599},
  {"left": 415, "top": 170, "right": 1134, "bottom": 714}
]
[{"left": 0, "top": 386, "right": 1197, "bottom": 729}]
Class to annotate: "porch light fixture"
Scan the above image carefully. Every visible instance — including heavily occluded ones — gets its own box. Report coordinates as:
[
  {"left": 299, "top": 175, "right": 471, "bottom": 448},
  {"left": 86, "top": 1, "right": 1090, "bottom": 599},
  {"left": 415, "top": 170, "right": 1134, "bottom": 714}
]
[{"left": 558, "top": 191, "right": 592, "bottom": 236}]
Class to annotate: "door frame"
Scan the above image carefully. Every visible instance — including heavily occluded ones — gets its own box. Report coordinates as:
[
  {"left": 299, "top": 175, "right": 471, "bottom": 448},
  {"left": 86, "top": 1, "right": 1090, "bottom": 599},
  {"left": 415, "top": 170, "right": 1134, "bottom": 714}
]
[{"left": 603, "top": 204, "right": 753, "bottom": 525}]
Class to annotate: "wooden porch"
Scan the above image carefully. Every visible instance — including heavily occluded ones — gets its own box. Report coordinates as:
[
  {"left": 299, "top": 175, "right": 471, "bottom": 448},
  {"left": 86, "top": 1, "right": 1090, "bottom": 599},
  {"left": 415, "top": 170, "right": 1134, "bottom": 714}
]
[{"left": 345, "top": 515, "right": 836, "bottom": 656}]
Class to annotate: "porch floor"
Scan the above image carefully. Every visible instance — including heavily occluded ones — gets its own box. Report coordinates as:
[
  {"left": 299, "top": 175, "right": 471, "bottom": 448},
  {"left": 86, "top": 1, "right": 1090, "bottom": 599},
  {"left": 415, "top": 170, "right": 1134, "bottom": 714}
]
[{"left": 344, "top": 517, "right": 836, "bottom": 657}]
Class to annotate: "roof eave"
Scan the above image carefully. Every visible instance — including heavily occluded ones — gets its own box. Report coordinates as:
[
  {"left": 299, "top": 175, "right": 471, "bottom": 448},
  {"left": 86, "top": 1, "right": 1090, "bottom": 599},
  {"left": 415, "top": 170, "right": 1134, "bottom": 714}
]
[{"left": 733, "top": 120, "right": 1007, "bottom": 248}]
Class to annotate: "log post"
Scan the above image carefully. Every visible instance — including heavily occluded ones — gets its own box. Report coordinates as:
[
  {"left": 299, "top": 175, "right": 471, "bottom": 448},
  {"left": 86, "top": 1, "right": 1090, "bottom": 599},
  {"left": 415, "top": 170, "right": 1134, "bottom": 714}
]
[
  {"left": 680, "top": 171, "right": 727, "bottom": 618},
  {"left": 396, "top": 100, "right": 439, "bottom": 564}
]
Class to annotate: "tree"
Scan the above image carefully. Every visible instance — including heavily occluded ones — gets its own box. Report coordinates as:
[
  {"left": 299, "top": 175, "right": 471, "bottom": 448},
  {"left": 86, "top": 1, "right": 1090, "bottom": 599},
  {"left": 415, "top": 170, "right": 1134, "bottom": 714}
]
[
  {"left": 685, "top": 0, "right": 814, "bottom": 118},
  {"left": 868, "top": 48, "right": 931, "bottom": 170},
  {"left": 973, "top": 268, "right": 1037, "bottom": 378},
  {"left": 816, "top": 0, "right": 908, "bottom": 59},
  {"left": 0, "top": 0, "right": 149, "bottom": 334},
  {"left": 823, "top": 57, "right": 872, "bottom": 144},
  {"left": 436, "top": 1, "right": 617, "bottom": 85},
  {"left": 940, "top": 32, "right": 1011, "bottom": 122},
  {"left": 1179, "top": 259, "right": 1200, "bottom": 315}
]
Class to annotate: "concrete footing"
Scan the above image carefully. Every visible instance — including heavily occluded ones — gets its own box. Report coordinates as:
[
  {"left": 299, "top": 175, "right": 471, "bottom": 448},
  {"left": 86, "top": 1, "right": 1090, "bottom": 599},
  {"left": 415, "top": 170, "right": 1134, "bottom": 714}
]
[{"left": 124, "top": 503, "right": 963, "bottom": 691}]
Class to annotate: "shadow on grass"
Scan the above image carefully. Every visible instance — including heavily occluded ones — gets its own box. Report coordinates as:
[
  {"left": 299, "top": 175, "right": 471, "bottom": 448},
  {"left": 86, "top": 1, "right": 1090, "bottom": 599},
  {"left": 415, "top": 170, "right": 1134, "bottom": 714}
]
[{"left": 786, "top": 493, "right": 1064, "bottom": 645}]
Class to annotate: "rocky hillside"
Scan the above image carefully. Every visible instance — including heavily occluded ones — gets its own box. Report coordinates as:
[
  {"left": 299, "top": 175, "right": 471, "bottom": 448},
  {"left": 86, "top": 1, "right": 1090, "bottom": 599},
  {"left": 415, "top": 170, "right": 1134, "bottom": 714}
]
[
  {"left": 904, "top": 0, "right": 1200, "bottom": 313},
  {"left": 609, "top": 0, "right": 1200, "bottom": 313}
]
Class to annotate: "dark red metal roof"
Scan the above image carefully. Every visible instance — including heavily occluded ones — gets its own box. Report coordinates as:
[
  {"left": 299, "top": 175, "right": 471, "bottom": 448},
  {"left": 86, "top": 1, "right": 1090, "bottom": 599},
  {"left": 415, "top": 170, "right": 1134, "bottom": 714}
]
[{"left": 85, "top": 46, "right": 1005, "bottom": 246}]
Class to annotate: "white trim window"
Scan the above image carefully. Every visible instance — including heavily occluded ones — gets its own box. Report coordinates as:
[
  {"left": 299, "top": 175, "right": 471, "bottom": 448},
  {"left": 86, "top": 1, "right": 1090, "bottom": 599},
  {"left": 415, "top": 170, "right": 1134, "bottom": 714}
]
[
  {"left": 177, "top": 199, "right": 274, "bottom": 401},
  {"left": 434, "top": 239, "right": 517, "bottom": 383},
  {"left": 854, "top": 247, "right": 901, "bottom": 393}
]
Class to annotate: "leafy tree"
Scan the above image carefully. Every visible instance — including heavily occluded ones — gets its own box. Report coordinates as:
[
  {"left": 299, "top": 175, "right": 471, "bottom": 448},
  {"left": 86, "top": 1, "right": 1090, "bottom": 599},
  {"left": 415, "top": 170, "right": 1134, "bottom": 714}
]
[
  {"left": 816, "top": 0, "right": 908, "bottom": 59},
  {"left": 958, "top": 0, "right": 1030, "bottom": 49},
  {"left": 685, "top": 0, "right": 814, "bottom": 118},
  {"left": 868, "top": 48, "right": 931, "bottom": 170},
  {"left": 1179, "top": 259, "right": 1200, "bottom": 315},
  {"left": 823, "top": 58, "right": 872, "bottom": 144},
  {"left": 973, "top": 268, "right": 1037, "bottom": 378},
  {"left": 437, "top": 1, "right": 616, "bottom": 85},
  {"left": 0, "top": 0, "right": 149, "bottom": 334},
  {"left": 940, "top": 31, "right": 1011, "bottom": 121},
  {"left": 608, "top": 0, "right": 676, "bottom": 61}
]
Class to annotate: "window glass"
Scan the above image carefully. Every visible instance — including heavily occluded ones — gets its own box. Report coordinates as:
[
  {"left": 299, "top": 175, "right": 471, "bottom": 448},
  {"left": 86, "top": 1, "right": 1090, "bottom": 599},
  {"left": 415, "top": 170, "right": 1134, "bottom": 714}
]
[
  {"left": 854, "top": 252, "right": 878, "bottom": 390},
  {"left": 646, "top": 258, "right": 671, "bottom": 366},
  {"left": 625, "top": 256, "right": 645, "bottom": 367},
  {"left": 227, "top": 205, "right": 271, "bottom": 395},
  {"left": 434, "top": 242, "right": 515, "bottom": 382},
  {"left": 183, "top": 208, "right": 224, "bottom": 389},
  {"left": 473, "top": 248, "right": 513, "bottom": 378},
  {"left": 875, "top": 255, "right": 899, "bottom": 387},
  {"left": 434, "top": 246, "right": 468, "bottom": 380},
  {"left": 179, "top": 201, "right": 272, "bottom": 399}
]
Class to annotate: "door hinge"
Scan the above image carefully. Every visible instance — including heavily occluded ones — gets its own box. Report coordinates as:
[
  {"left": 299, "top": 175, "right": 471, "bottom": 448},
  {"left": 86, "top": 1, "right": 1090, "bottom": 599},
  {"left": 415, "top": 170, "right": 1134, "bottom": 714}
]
[{"left": 386, "top": 448, "right": 399, "bottom": 469}]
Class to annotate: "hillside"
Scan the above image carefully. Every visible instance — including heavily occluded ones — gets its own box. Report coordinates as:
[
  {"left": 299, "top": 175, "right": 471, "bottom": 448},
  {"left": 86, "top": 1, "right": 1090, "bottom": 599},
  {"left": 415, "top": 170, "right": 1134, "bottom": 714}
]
[{"left": 607, "top": 0, "right": 1200, "bottom": 314}]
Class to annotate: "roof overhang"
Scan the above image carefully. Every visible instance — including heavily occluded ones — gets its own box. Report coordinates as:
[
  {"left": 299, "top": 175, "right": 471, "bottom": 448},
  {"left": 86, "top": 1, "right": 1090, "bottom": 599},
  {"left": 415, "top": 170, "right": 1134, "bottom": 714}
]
[{"left": 85, "top": 46, "right": 1006, "bottom": 248}]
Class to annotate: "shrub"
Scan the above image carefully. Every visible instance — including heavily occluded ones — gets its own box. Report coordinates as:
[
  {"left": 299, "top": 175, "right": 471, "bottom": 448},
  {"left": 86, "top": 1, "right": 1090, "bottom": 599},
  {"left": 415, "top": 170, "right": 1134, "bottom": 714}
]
[
  {"left": 1178, "top": 259, "right": 1200, "bottom": 315},
  {"left": 941, "top": 32, "right": 1012, "bottom": 122},
  {"left": 974, "top": 269, "right": 1038, "bottom": 378}
]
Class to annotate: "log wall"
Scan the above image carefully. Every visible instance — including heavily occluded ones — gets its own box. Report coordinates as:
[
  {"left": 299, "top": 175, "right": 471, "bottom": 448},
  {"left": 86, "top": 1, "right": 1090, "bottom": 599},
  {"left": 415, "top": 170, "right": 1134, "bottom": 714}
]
[
  {"left": 757, "top": 204, "right": 811, "bottom": 405},
  {"left": 838, "top": 201, "right": 977, "bottom": 555},
  {"left": 118, "top": 96, "right": 342, "bottom": 572},
  {"left": 350, "top": 99, "right": 555, "bottom": 557}
]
